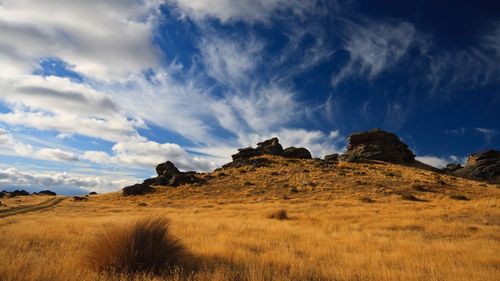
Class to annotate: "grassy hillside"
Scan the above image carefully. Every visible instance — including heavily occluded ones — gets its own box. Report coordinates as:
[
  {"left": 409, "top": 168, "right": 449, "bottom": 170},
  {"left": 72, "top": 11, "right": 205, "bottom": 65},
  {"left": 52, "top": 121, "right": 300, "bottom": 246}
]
[{"left": 0, "top": 156, "right": 499, "bottom": 281}]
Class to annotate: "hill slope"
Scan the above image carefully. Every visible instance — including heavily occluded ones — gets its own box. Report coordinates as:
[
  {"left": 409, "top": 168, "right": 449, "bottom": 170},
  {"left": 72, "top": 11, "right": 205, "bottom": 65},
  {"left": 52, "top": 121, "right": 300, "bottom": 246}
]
[{"left": 0, "top": 156, "right": 499, "bottom": 281}]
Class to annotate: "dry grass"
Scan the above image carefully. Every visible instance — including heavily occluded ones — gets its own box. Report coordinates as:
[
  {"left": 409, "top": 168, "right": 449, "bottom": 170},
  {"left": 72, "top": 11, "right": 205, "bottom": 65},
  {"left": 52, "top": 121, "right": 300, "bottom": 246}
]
[
  {"left": 0, "top": 156, "right": 499, "bottom": 281},
  {"left": 86, "top": 217, "right": 190, "bottom": 275}
]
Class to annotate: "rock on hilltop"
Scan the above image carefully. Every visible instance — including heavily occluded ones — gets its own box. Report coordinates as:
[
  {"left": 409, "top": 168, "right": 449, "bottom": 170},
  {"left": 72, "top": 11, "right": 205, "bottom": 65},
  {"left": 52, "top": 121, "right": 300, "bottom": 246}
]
[
  {"left": 225, "top": 137, "right": 312, "bottom": 168},
  {"left": 341, "top": 128, "right": 416, "bottom": 164},
  {"left": 454, "top": 150, "right": 500, "bottom": 183}
]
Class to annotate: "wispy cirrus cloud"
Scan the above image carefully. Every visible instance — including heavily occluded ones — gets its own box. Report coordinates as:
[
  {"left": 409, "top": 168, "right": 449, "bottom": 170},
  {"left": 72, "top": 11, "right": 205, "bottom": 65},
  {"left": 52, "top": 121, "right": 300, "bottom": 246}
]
[{"left": 332, "top": 20, "right": 417, "bottom": 86}]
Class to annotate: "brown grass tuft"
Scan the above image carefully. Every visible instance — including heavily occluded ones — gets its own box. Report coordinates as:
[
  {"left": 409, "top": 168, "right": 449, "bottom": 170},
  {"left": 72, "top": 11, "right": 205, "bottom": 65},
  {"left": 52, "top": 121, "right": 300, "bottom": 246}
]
[
  {"left": 268, "top": 209, "right": 289, "bottom": 220},
  {"left": 86, "top": 217, "right": 191, "bottom": 275}
]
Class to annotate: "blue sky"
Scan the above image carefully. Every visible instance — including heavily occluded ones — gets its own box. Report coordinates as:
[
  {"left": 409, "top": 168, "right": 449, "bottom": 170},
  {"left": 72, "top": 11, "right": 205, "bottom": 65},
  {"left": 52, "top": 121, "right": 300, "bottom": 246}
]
[{"left": 0, "top": 0, "right": 499, "bottom": 194}]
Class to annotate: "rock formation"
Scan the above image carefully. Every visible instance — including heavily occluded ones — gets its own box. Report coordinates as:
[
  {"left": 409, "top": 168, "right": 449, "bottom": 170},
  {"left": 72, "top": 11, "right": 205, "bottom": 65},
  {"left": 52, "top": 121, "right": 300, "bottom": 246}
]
[
  {"left": 122, "top": 161, "right": 206, "bottom": 195},
  {"left": 324, "top": 153, "right": 339, "bottom": 162},
  {"left": 454, "top": 150, "right": 500, "bottom": 183},
  {"left": 225, "top": 137, "right": 312, "bottom": 168},
  {"left": 341, "top": 128, "right": 415, "bottom": 164},
  {"left": 35, "top": 190, "right": 56, "bottom": 196},
  {"left": 282, "top": 147, "right": 312, "bottom": 159}
]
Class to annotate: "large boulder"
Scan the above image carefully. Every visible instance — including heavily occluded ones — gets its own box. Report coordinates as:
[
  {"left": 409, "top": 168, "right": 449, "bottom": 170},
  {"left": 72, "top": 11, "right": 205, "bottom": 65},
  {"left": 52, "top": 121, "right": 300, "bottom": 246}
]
[
  {"left": 324, "top": 153, "right": 339, "bottom": 162},
  {"left": 282, "top": 147, "right": 312, "bottom": 159},
  {"left": 455, "top": 150, "right": 500, "bottom": 182},
  {"left": 156, "top": 161, "right": 181, "bottom": 177},
  {"left": 341, "top": 128, "right": 415, "bottom": 164},
  {"left": 122, "top": 183, "right": 155, "bottom": 196}
]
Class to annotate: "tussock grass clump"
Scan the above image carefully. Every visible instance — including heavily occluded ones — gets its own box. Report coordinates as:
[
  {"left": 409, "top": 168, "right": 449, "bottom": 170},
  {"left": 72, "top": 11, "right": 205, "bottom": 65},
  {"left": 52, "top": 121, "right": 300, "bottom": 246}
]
[
  {"left": 359, "top": 197, "right": 375, "bottom": 203},
  {"left": 401, "top": 193, "right": 424, "bottom": 202},
  {"left": 268, "top": 209, "right": 289, "bottom": 220},
  {"left": 86, "top": 217, "right": 191, "bottom": 275},
  {"left": 450, "top": 194, "right": 468, "bottom": 201}
]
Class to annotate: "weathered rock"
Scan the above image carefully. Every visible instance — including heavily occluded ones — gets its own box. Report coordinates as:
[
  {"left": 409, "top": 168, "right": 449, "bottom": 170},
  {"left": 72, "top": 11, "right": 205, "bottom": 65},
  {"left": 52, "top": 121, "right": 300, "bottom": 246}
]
[
  {"left": 122, "top": 183, "right": 155, "bottom": 196},
  {"left": 156, "top": 161, "right": 181, "bottom": 177},
  {"left": 88, "top": 191, "right": 98, "bottom": 195},
  {"left": 36, "top": 190, "right": 56, "bottom": 196},
  {"left": 455, "top": 150, "right": 500, "bottom": 182},
  {"left": 231, "top": 137, "right": 283, "bottom": 161},
  {"left": 324, "top": 153, "right": 339, "bottom": 162},
  {"left": 341, "top": 128, "right": 415, "bottom": 164},
  {"left": 282, "top": 147, "right": 312, "bottom": 159},
  {"left": 170, "top": 172, "right": 207, "bottom": 187},
  {"left": 256, "top": 137, "right": 283, "bottom": 156}
]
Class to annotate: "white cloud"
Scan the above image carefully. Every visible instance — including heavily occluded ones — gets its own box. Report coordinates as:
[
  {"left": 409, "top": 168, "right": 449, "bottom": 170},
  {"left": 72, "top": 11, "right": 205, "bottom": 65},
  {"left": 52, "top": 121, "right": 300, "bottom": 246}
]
[
  {"left": 474, "top": 127, "right": 497, "bottom": 145},
  {"left": 37, "top": 148, "right": 78, "bottom": 162},
  {"left": 416, "top": 155, "right": 466, "bottom": 168},
  {"left": 167, "top": 0, "right": 319, "bottom": 24},
  {"left": 83, "top": 140, "right": 219, "bottom": 172},
  {"left": 0, "top": 128, "right": 80, "bottom": 162},
  {"left": 200, "top": 35, "right": 263, "bottom": 87},
  {"left": 0, "top": 75, "right": 146, "bottom": 142},
  {"left": 0, "top": 0, "right": 163, "bottom": 81},
  {"left": 333, "top": 20, "right": 416, "bottom": 85},
  {"left": 0, "top": 167, "right": 137, "bottom": 193}
]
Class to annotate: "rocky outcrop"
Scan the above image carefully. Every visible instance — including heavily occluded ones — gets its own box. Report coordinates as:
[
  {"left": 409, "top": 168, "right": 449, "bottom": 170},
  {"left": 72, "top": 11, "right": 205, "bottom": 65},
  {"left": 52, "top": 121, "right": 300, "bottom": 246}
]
[
  {"left": 122, "top": 183, "right": 155, "bottom": 196},
  {"left": 454, "top": 150, "right": 500, "bottom": 183},
  {"left": 122, "top": 161, "right": 206, "bottom": 195},
  {"left": 324, "top": 153, "right": 339, "bottom": 162},
  {"left": 341, "top": 128, "right": 415, "bottom": 164},
  {"left": 231, "top": 137, "right": 283, "bottom": 161},
  {"left": 282, "top": 147, "right": 312, "bottom": 159},
  {"left": 9, "top": 190, "right": 30, "bottom": 197},
  {"left": 225, "top": 137, "right": 312, "bottom": 167},
  {"left": 35, "top": 190, "right": 56, "bottom": 196}
]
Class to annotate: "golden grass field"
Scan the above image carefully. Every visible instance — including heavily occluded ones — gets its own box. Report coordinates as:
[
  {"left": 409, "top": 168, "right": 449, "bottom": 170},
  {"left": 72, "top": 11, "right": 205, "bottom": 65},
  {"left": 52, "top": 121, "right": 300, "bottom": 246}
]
[{"left": 0, "top": 156, "right": 499, "bottom": 281}]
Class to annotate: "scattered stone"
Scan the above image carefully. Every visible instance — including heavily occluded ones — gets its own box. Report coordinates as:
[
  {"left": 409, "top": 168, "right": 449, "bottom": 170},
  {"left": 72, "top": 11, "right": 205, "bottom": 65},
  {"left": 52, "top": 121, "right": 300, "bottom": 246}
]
[
  {"left": 454, "top": 149, "right": 500, "bottom": 183},
  {"left": 282, "top": 147, "right": 312, "bottom": 159},
  {"left": 122, "top": 183, "right": 154, "bottom": 196},
  {"left": 341, "top": 128, "right": 415, "bottom": 164}
]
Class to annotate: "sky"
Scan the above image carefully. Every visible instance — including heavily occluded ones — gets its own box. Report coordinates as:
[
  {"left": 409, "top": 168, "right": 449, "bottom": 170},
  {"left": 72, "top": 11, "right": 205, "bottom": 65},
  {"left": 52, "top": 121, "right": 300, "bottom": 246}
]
[{"left": 0, "top": 0, "right": 499, "bottom": 194}]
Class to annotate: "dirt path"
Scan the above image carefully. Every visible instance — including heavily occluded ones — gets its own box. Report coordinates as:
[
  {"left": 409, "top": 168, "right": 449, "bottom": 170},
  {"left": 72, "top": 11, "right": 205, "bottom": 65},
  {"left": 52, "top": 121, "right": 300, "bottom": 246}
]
[{"left": 0, "top": 197, "right": 65, "bottom": 218}]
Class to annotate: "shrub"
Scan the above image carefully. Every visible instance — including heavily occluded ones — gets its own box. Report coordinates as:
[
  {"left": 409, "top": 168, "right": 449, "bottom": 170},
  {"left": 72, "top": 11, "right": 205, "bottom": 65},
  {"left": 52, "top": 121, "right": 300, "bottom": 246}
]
[
  {"left": 86, "top": 217, "right": 191, "bottom": 275},
  {"left": 401, "top": 193, "right": 423, "bottom": 202},
  {"left": 268, "top": 209, "right": 289, "bottom": 220},
  {"left": 412, "top": 183, "right": 428, "bottom": 192},
  {"left": 450, "top": 194, "right": 468, "bottom": 201},
  {"left": 359, "top": 197, "right": 375, "bottom": 203}
]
